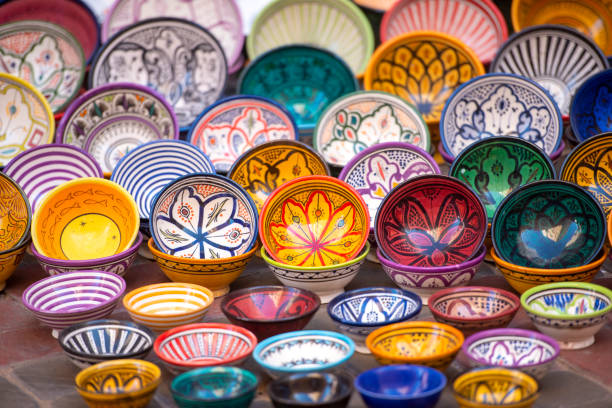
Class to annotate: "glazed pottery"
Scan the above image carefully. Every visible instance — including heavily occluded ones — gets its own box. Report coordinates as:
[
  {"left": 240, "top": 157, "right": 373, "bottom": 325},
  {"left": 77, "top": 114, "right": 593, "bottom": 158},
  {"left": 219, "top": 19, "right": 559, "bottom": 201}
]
[
  {"left": 354, "top": 365, "right": 446, "bottom": 408},
  {"left": 154, "top": 323, "right": 258, "bottom": 373},
  {"left": 238, "top": 45, "right": 358, "bottom": 132},
  {"left": 0, "top": 172, "right": 31, "bottom": 252},
  {"left": 453, "top": 368, "right": 539, "bottom": 408},
  {"left": 172, "top": 367, "right": 258, "bottom": 408},
  {"left": 90, "top": 18, "right": 227, "bottom": 130},
  {"left": 440, "top": 139, "right": 566, "bottom": 165},
  {"left": 449, "top": 137, "right": 555, "bottom": 220},
  {"left": 228, "top": 140, "right": 330, "bottom": 211},
  {"left": 58, "top": 319, "right": 154, "bottom": 368},
  {"left": 0, "top": 238, "right": 29, "bottom": 292},
  {"left": 521, "top": 282, "right": 612, "bottom": 349},
  {"left": 75, "top": 359, "right": 161, "bottom": 408},
  {"left": 253, "top": 330, "right": 355, "bottom": 379},
  {"left": 327, "top": 287, "right": 422, "bottom": 354},
  {"left": 570, "top": 70, "right": 612, "bottom": 141},
  {"left": 188, "top": 96, "right": 298, "bottom": 172},
  {"left": 492, "top": 180, "right": 606, "bottom": 269},
  {"left": 366, "top": 321, "right": 464, "bottom": 370},
  {"left": 268, "top": 372, "right": 353, "bottom": 408},
  {"left": 259, "top": 175, "right": 369, "bottom": 267}
]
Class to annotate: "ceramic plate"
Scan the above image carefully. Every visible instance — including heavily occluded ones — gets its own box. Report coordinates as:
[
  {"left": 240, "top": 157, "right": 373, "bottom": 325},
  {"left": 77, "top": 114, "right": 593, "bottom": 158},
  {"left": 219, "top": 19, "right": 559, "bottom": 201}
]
[
  {"left": 188, "top": 96, "right": 298, "bottom": 173},
  {"left": 314, "top": 91, "right": 430, "bottom": 166},
  {"left": 228, "top": 140, "right": 330, "bottom": 212},
  {"left": 150, "top": 174, "right": 258, "bottom": 260},
  {"left": 441, "top": 73, "right": 563, "bottom": 160},
  {"left": 0, "top": 172, "right": 31, "bottom": 253},
  {"left": 570, "top": 70, "right": 612, "bottom": 142},
  {"left": 90, "top": 18, "right": 227, "bottom": 131}
]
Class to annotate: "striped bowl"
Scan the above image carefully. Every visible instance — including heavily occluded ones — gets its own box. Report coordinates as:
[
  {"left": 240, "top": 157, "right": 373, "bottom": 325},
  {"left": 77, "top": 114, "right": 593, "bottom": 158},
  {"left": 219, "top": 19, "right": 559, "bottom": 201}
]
[
  {"left": 22, "top": 271, "right": 126, "bottom": 338},
  {"left": 123, "top": 283, "right": 214, "bottom": 332}
]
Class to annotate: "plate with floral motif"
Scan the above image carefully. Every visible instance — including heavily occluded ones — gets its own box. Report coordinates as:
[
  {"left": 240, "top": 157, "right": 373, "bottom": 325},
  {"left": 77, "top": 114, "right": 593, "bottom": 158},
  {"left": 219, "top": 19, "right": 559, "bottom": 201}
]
[{"left": 0, "top": 172, "right": 31, "bottom": 253}]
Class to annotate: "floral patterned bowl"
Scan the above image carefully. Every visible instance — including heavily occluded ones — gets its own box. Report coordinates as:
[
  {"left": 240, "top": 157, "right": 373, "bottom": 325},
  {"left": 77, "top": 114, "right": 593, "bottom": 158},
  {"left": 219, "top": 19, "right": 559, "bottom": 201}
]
[
  {"left": 0, "top": 172, "right": 31, "bottom": 253},
  {"left": 268, "top": 372, "right": 353, "bottom": 408},
  {"left": 571, "top": 70, "right": 612, "bottom": 142},
  {"left": 0, "top": 238, "right": 29, "bottom": 292},
  {"left": 453, "top": 368, "right": 539, "bottom": 408}
]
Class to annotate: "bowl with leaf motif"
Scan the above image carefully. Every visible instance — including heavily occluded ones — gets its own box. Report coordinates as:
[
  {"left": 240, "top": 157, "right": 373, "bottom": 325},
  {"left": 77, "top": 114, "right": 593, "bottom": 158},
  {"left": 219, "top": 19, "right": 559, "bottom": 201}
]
[
  {"left": 453, "top": 368, "right": 539, "bottom": 408},
  {"left": 269, "top": 372, "right": 353, "bottom": 408},
  {"left": 570, "top": 69, "right": 612, "bottom": 142}
]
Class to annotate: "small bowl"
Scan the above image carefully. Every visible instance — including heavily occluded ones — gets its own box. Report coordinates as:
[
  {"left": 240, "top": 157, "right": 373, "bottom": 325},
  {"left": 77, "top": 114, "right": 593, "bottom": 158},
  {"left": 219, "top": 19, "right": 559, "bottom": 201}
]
[
  {"left": 327, "top": 287, "right": 422, "bottom": 354},
  {"left": 75, "top": 359, "right": 161, "bottom": 408},
  {"left": 221, "top": 285, "right": 321, "bottom": 340},
  {"left": 355, "top": 365, "right": 446, "bottom": 408},
  {"left": 123, "top": 283, "right": 214, "bottom": 333},
  {"left": 0, "top": 172, "right": 31, "bottom": 253},
  {"left": 253, "top": 330, "right": 355, "bottom": 379},
  {"left": 463, "top": 328, "right": 560, "bottom": 380},
  {"left": 366, "top": 321, "right": 464, "bottom": 370},
  {"left": 571, "top": 70, "right": 612, "bottom": 141},
  {"left": 453, "top": 368, "right": 538, "bottom": 408},
  {"left": 0, "top": 238, "right": 29, "bottom": 292},
  {"left": 58, "top": 319, "right": 155, "bottom": 368},
  {"left": 269, "top": 372, "right": 353, "bottom": 408},
  {"left": 521, "top": 282, "right": 612, "bottom": 349}
]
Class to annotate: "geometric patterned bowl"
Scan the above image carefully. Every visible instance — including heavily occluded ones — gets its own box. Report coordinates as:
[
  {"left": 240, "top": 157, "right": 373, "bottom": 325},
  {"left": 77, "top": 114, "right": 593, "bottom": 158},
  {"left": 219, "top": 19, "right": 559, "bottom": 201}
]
[
  {"left": 268, "top": 372, "right": 354, "bottom": 408},
  {"left": 453, "top": 368, "right": 539, "bottom": 408}
]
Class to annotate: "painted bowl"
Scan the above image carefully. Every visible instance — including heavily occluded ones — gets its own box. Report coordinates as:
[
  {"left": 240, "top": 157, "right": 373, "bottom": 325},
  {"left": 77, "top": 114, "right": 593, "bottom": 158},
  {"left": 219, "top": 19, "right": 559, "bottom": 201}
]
[
  {"left": 453, "top": 368, "right": 539, "bottom": 408},
  {"left": 355, "top": 365, "right": 446, "bottom": 408},
  {"left": 150, "top": 173, "right": 258, "bottom": 260},
  {"left": 268, "top": 372, "right": 353, "bottom": 408},
  {"left": 449, "top": 137, "right": 556, "bottom": 221},
  {"left": 327, "top": 287, "right": 422, "bottom": 354},
  {"left": 571, "top": 70, "right": 612, "bottom": 142},
  {"left": 238, "top": 45, "right": 358, "bottom": 132},
  {"left": 58, "top": 319, "right": 155, "bottom": 368},
  {"left": 491, "top": 180, "right": 606, "bottom": 269},
  {"left": 521, "top": 282, "right": 612, "bottom": 349},
  {"left": 0, "top": 238, "right": 29, "bottom": 292},
  {"left": 154, "top": 323, "right": 258, "bottom": 373},
  {"left": 259, "top": 175, "right": 369, "bottom": 267},
  {"left": 0, "top": 172, "right": 31, "bottom": 252},
  {"left": 253, "top": 330, "right": 355, "bottom": 379},
  {"left": 172, "top": 367, "right": 258, "bottom": 408},
  {"left": 75, "top": 359, "right": 161, "bottom": 408},
  {"left": 31, "top": 177, "right": 140, "bottom": 260},
  {"left": 440, "top": 139, "right": 566, "bottom": 165},
  {"left": 21, "top": 271, "right": 126, "bottom": 337}
]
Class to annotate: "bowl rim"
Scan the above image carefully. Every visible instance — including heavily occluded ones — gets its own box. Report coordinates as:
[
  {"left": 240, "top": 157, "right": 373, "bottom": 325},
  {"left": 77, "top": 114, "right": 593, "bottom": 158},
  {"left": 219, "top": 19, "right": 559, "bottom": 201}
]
[
  {"left": 75, "top": 358, "right": 161, "bottom": 397},
  {"left": 354, "top": 364, "right": 447, "bottom": 401},
  {"left": 453, "top": 367, "right": 539, "bottom": 405},
  {"left": 490, "top": 246, "right": 609, "bottom": 275},
  {"left": 428, "top": 286, "right": 520, "bottom": 323},
  {"left": 0, "top": 172, "right": 32, "bottom": 251},
  {"left": 122, "top": 282, "right": 214, "bottom": 318},
  {"left": 268, "top": 371, "right": 354, "bottom": 406},
  {"left": 260, "top": 241, "right": 370, "bottom": 271},
  {"left": 171, "top": 366, "right": 259, "bottom": 402},
  {"left": 377, "top": 244, "right": 486, "bottom": 274},
  {"left": 148, "top": 237, "right": 257, "bottom": 265},
  {"left": 0, "top": 236, "right": 31, "bottom": 257}
]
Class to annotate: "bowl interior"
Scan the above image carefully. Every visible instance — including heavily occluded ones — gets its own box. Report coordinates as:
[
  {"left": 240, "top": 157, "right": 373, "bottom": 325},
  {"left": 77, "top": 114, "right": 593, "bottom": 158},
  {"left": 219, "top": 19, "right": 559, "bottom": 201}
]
[
  {"left": 466, "top": 333, "right": 558, "bottom": 367},
  {"left": 270, "top": 373, "right": 352, "bottom": 404},
  {"left": 125, "top": 284, "right": 213, "bottom": 316},
  {"left": 356, "top": 365, "right": 445, "bottom": 398},
  {"left": 77, "top": 361, "right": 160, "bottom": 395},
  {"left": 454, "top": 369, "right": 537, "bottom": 405},
  {"left": 369, "top": 324, "right": 462, "bottom": 358},
  {"left": 223, "top": 287, "right": 319, "bottom": 321},
  {"left": 329, "top": 289, "right": 421, "bottom": 325},
  {"left": 172, "top": 367, "right": 257, "bottom": 401},
  {"left": 431, "top": 289, "right": 518, "bottom": 320},
  {"left": 60, "top": 321, "right": 153, "bottom": 357},
  {"left": 258, "top": 333, "right": 352, "bottom": 369},
  {"left": 524, "top": 286, "right": 612, "bottom": 317}
]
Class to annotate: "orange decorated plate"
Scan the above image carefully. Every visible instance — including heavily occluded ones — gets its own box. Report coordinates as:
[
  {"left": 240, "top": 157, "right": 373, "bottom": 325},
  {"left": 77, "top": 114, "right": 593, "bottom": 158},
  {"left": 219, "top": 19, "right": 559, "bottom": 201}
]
[{"left": 0, "top": 172, "right": 31, "bottom": 252}]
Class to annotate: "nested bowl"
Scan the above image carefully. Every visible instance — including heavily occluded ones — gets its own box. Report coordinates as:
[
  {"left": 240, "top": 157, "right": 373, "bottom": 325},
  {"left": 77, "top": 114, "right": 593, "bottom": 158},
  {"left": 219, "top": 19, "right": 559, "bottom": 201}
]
[
  {"left": 0, "top": 172, "right": 31, "bottom": 253},
  {"left": 0, "top": 238, "right": 29, "bottom": 292},
  {"left": 269, "top": 372, "right": 353, "bottom": 408},
  {"left": 453, "top": 368, "right": 538, "bottom": 408}
]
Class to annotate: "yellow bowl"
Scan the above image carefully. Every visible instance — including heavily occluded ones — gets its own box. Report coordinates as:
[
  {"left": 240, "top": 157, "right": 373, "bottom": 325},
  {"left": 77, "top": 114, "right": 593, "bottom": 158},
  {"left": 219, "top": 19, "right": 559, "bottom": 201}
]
[
  {"left": 366, "top": 321, "right": 464, "bottom": 370},
  {"left": 453, "top": 368, "right": 539, "bottom": 408},
  {"left": 75, "top": 359, "right": 161, "bottom": 408},
  {"left": 31, "top": 178, "right": 139, "bottom": 260},
  {"left": 0, "top": 172, "right": 31, "bottom": 252},
  {"left": 0, "top": 238, "right": 29, "bottom": 291}
]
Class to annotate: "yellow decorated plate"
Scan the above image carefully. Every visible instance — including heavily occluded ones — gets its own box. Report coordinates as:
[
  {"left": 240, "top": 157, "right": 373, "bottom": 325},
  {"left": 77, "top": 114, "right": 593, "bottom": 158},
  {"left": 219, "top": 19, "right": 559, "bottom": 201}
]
[{"left": 0, "top": 172, "right": 31, "bottom": 252}]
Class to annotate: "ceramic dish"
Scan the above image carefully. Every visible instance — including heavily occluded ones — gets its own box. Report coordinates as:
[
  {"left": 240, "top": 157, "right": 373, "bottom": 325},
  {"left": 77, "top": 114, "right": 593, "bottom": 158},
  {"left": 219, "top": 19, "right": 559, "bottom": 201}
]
[
  {"left": 0, "top": 238, "right": 29, "bottom": 292},
  {"left": 268, "top": 372, "right": 353, "bottom": 408},
  {"left": 440, "top": 139, "right": 566, "bottom": 166},
  {"left": 570, "top": 70, "right": 612, "bottom": 142},
  {"left": 188, "top": 96, "right": 298, "bottom": 172},
  {"left": 453, "top": 368, "right": 539, "bottom": 408},
  {"left": 0, "top": 172, "right": 31, "bottom": 253}
]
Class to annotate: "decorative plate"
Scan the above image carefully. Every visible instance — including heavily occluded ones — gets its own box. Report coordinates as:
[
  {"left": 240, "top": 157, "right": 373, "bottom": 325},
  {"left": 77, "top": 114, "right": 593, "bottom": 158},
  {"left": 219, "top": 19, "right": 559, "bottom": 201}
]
[
  {"left": 492, "top": 180, "right": 607, "bottom": 269},
  {"left": 0, "top": 72, "right": 54, "bottom": 166},
  {"left": 0, "top": 172, "right": 31, "bottom": 253},
  {"left": 89, "top": 18, "right": 227, "bottom": 131},
  {"left": 238, "top": 45, "right": 358, "bottom": 132},
  {"left": 364, "top": 31, "right": 485, "bottom": 125},
  {"left": 228, "top": 140, "right": 330, "bottom": 212},
  {"left": 375, "top": 174, "right": 487, "bottom": 267},
  {"left": 381, "top": 0, "right": 508, "bottom": 65},
  {"left": 102, "top": 0, "right": 243, "bottom": 72},
  {"left": 570, "top": 70, "right": 612, "bottom": 142},
  {"left": 188, "top": 96, "right": 298, "bottom": 173},
  {"left": 259, "top": 175, "right": 369, "bottom": 267},
  {"left": 150, "top": 174, "right": 258, "bottom": 259},
  {"left": 491, "top": 25, "right": 608, "bottom": 116},
  {"left": 247, "top": 0, "right": 374, "bottom": 76},
  {"left": 313, "top": 91, "right": 430, "bottom": 166},
  {"left": 450, "top": 137, "right": 555, "bottom": 220},
  {"left": 339, "top": 142, "right": 440, "bottom": 228},
  {"left": 441, "top": 73, "right": 563, "bottom": 160}
]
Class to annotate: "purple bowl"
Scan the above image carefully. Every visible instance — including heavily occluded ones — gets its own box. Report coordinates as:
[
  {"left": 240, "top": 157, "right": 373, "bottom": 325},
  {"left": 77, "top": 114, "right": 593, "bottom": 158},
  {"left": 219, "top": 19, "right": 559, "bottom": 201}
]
[{"left": 438, "top": 140, "right": 565, "bottom": 164}]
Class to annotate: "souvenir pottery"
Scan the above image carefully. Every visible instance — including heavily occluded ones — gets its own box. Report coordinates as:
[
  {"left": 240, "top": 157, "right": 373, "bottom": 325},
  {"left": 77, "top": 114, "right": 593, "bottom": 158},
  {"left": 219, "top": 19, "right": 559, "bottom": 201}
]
[
  {"left": 314, "top": 91, "right": 431, "bottom": 166},
  {"left": 228, "top": 140, "right": 330, "bottom": 211},
  {"left": 238, "top": 45, "right": 358, "bottom": 132},
  {"left": 570, "top": 70, "right": 612, "bottom": 141},
  {"left": 90, "top": 18, "right": 227, "bottom": 130},
  {"left": 453, "top": 368, "right": 539, "bottom": 408},
  {"left": 150, "top": 174, "right": 258, "bottom": 260},
  {"left": 381, "top": 0, "right": 507, "bottom": 65},
  {"left": 247, "top": 0, "right": 374, "bottom": 76},
  {"left": 268, "top": 372, "right": 353, "bottom": 408},
  {"left": 440, "top": 73, "right": 563, "bottom": 160},
  {"left": 0, "top": 239, "right": 29, "bottom": 292},
  {"left": 492, "top": 180, "right": 606, "bottom": 269},
  {"left": 188, "top": 96, "right": 298, "bottom": 173},
  {"left": 259, "top": 175, "right": 369, "bottom": 267},
  {"left": 449, "top": 137, "right": 555, "bottom": 220},
  {"left": 0, "top": 172, "right": 31, "bottom": 252},
  {"left": 490, "top": 25, "right": 608, "bottom": 117},
  {"left": 521, "top": 282, "right": 612, "bottom": 349}
]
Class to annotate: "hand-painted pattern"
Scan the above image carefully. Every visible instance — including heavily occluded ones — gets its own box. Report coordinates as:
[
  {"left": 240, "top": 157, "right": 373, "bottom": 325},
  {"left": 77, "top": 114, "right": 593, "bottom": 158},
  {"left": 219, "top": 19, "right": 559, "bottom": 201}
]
[
  {"left": 0, "top": 174, "right": 29, "bottom": 251},
  {"left": 468, "top": 336, "right": 556, "bottom": 368},
  {"left": 527, "top": 291, "right": 609, "bottom": 316}
]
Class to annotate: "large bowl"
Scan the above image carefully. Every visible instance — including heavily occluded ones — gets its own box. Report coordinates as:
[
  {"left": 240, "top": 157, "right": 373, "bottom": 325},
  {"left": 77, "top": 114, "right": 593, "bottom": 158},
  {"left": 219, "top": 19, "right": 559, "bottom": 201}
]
[
  {"left": 0, "top": 172, "right": 31, "bottom": 252},
  {"left": 0, "top": 238, "right": 29, "bottom": 292},
  {"left": 570, "top": 69, "right": 612, "bottom": 141},
  {"left": 269, "top": 372, "right": 353, "bottom": 408},
  {"left": 453, "top": 368, "right": 538, "bottom": 408}
]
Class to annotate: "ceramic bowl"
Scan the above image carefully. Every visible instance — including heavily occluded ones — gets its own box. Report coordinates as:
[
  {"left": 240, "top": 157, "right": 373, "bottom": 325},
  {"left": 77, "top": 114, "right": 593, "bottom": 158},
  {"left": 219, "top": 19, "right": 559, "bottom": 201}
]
[
  {"left": 571, "top": 70, "right": 612, "bottom": 142},
  {"left": 75, "top": 359, "right": 161, "bottom": 408},
  {"left": 172, "top": 367, "right": 258, "bottom": 408},
  {"left": 123, "top": 283, "right": 214, "bottom": 332},
  {"left": 21, "top": 271, "right": 126, "bottom": 338},
  {"left": 521, "top": 282, "right": 612, "bottom": 349},
  {"left": 58, "top": 319, "right": 154, "bottom": 368},
  {"left": 253, "top": 330, "right": 355, "bottom": 379},
  {"left": 0, "top": 238, "right": 29, "bottom": 292},
  {"left": 0, "top": 172, "right": 31, "bottom": 253},
  {"left": 355, "top": 365, "right": 446, "bottom": 408},
  {"left": 268, "top": 372, "right": 353, "bottom": 408},
  {"left": 453, "top": 368, "right": 539, "bottom": 408},
  {"left": 440, "top": 139, "right": 566, "bottom": 165},
  {"left": 327, "top": 287, "right": 422, "bottom": 354},
  {"left": 238, "top": 45, "right": 358, "bottom": 132},
  {"left": 154, "top": 323, "right": 258, "bottom": 373},
  {"left": 491, "top": 180, "right": 606, "bottom": 269}
]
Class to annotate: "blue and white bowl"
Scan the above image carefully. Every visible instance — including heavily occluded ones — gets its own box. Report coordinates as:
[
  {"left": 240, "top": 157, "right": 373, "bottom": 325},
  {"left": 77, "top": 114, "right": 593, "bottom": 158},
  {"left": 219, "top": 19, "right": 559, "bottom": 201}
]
[{"left": 327, "top": 287, "right": 422, "bottom": 353}]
